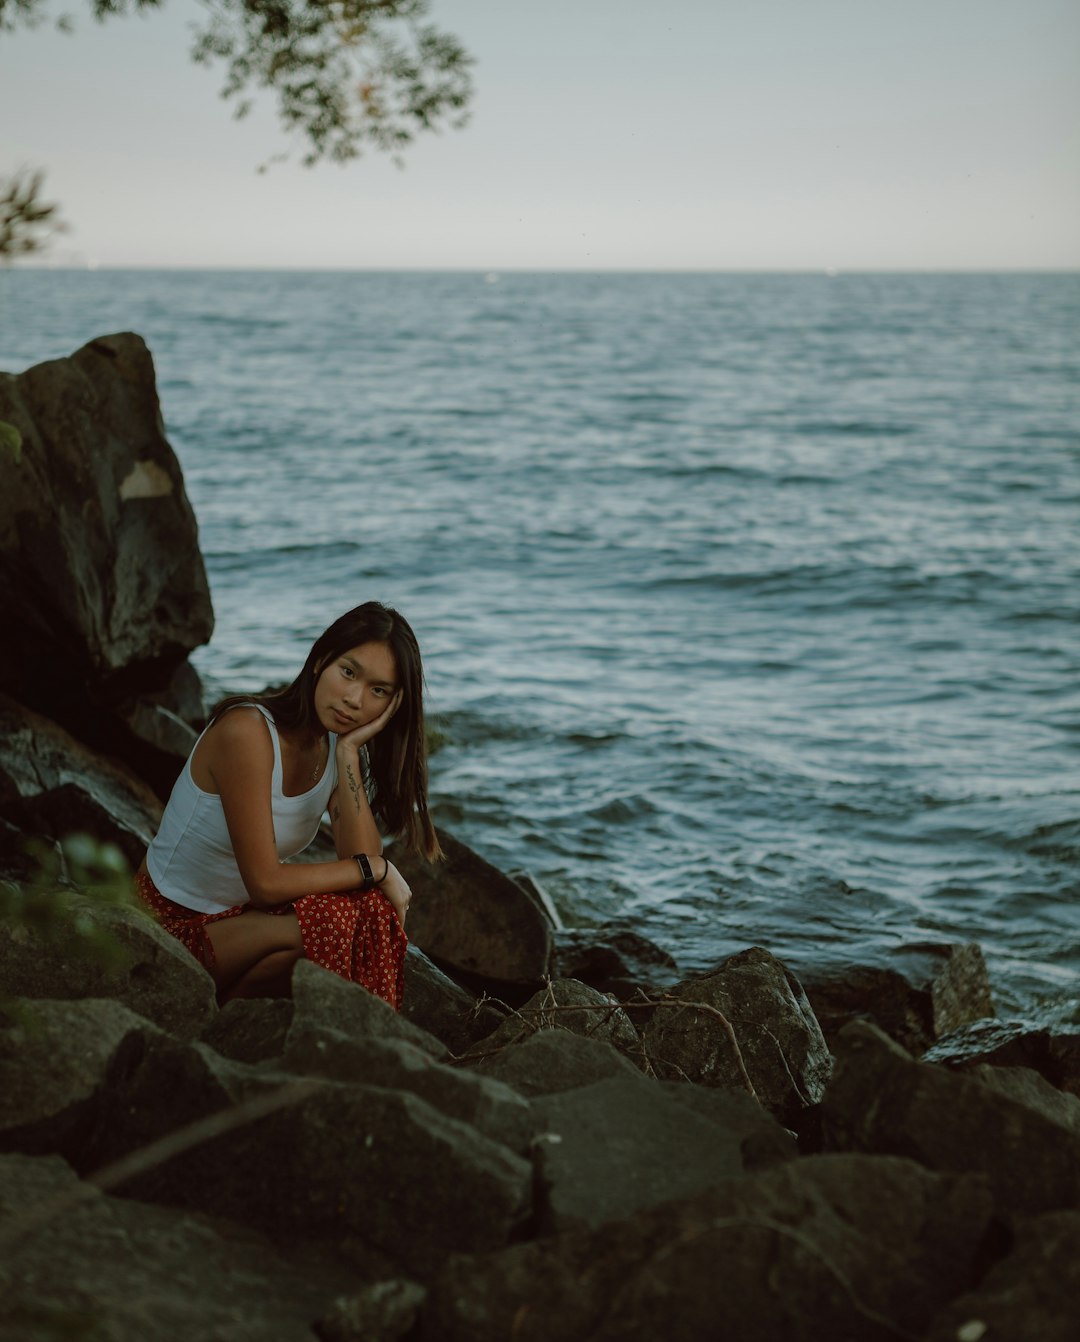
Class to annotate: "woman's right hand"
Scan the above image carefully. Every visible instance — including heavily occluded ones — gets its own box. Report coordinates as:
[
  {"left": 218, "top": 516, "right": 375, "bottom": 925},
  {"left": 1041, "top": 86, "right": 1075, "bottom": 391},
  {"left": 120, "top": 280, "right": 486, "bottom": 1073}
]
[{"left": 378, "top": 860, "right": 412, "bottom": 929}]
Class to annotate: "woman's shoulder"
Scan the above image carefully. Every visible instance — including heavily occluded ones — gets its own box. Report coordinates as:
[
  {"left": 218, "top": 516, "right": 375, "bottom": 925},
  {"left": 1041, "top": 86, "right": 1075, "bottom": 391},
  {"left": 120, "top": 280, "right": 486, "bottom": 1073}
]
[{"left": 204, "top": 704, "right": 275, "bottom": 757}]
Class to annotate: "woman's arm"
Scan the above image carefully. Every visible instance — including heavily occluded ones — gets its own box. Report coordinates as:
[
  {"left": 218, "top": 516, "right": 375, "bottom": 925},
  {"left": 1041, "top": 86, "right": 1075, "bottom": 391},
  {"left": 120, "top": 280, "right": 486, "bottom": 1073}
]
[
  {"left": 210, "top": 709, "right": 368, "bottom": 909},
  {"left": 327, "top": 688, "right": 402, "bottom": 861},
  {"left": 329, "top": 748, "right": 383, "bottom": 861}
]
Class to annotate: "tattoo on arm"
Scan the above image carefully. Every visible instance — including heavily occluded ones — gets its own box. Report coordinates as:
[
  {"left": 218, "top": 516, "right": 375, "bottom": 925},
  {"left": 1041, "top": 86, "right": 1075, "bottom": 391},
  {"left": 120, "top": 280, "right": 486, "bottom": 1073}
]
[
  {"left": 345, "top": 764, "right": 364, "bottom": 816},
  {"left": 330, "top": 802, "right": 340, "bottom": 823}
]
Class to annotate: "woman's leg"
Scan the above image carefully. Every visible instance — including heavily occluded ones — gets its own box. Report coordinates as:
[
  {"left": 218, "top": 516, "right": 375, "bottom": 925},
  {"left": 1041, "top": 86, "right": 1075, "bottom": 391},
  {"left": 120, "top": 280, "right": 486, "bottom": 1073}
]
[{"left": 203, "top": 909, "right": 304, "bottom": 1001}]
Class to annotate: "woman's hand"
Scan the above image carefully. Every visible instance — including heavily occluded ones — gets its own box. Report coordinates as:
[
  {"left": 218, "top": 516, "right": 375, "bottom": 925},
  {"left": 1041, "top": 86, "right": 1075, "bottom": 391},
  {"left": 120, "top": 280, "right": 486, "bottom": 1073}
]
[
  {"left": 337, "top": 689, "right": 403, "bottom": 753},
  {"left": 378, "top": 859, "right": 412, "bottom": 928}
]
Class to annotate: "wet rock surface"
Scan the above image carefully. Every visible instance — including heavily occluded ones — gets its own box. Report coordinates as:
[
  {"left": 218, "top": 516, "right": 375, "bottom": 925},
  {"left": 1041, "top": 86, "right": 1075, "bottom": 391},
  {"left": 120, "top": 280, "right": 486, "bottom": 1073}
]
[
  {"left": 925, "top": 1016, "right": 1080, "bottom": 1099},
  {"left": 643, "top": 946, "right": 832, "bottom": 1125},
  {"left": 795, "top": 940, "right": 995, "bottom": 1055},
  {"left": 552, "top": 921, "right": 680, "bottom": 999}
]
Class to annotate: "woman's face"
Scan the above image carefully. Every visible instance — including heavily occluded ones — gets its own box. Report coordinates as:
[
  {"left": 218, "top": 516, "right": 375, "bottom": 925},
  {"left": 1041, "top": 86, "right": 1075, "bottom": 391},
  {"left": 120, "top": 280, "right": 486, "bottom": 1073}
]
[{"left": 314, "top": 640, "right": 399, "bottom": 733}]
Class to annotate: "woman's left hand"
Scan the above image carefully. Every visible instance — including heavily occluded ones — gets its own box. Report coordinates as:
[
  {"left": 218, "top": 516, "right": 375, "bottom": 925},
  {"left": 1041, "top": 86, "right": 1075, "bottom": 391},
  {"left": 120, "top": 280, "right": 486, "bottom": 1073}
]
[{"left": 337, "top": 690, "right": 402, "bottom": 752}]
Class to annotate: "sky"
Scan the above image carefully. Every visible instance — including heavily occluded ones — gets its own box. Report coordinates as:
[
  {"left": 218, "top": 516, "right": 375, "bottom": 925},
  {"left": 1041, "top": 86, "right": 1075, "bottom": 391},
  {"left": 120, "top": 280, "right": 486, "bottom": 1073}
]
[{"left": 2, "top": 0, "right": 1078, "bottom": 269}]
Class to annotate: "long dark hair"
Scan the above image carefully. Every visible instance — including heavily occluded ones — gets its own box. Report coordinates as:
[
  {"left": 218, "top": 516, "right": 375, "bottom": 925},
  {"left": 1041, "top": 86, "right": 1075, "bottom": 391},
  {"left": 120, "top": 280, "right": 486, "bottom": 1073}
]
[{"left": 211, "top": 602, "right": 442, "bottom": 861}]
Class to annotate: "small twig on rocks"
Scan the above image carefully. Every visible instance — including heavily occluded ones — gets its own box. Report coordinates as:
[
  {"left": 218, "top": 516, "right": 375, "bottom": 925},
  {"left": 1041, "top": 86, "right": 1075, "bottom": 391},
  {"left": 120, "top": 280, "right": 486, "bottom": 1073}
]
[
  {"left": 452, "top": 995, "right": 758, "bottom": 1101},
  {"left": 0, "top": 1080, "right": 319, "bottom": 1255}
]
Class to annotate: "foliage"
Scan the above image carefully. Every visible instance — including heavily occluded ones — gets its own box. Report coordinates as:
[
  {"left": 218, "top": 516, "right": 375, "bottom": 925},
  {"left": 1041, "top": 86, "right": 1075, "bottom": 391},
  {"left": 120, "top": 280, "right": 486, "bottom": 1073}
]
[
  {"left": 0, "top": 168, "right": 65, "bottom": 260},
  {"left": 0, "top": 832, "right": 143, "bottom": 973},
  {"left": 0, "top": 420, "right": 23, "bottom": 461},
  {"left": 1, "top": 0, "right": 474, "bottom": 168}
]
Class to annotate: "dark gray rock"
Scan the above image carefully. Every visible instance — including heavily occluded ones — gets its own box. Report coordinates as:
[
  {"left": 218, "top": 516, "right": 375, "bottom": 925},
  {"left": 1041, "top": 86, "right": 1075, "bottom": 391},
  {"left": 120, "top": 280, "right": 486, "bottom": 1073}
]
[
  {"left": 552, "top": 921, "right": 679, "bottom": 999},
  {"left": 0, "top": 815, "right": 50, "bottom": 883},
  {"left": 0, "top": 693, "right": 163, "bottom": 865},
  {"left": 282, "top": 1026, "right": 535, "bottom": 1154},
  {"left": 0, "top": 889, "right": 216, "bottom": 1039},
  {"left": 659, "top": 1082, "right": 800, "bottom": 1170},
  {"left": 464, "top": 978, "right": 644, "bottom": 1068},
  {"left": 0, "top": 998, "right": 149, "bottom": 1155},
  {"left": 201, "top": 997, "right": 293, "bottom": 1064},
  {"left": 822, "top": 1019, "right": 1080, "bottom": 1218},
  {"left": 795, "top": 941, "right": 995, "bottom": 1055},
  {"left": 0, "top": 333, "right": 213, "bottom": 712},
  {"left": 0, "top": 1152, "right": 359, "bottom": 1341},
  {"left": 470, "top": 1028, "right": 644, "bottom": 1097},
  {"left": 529, "top": 1075, "right": 797, "bottom": 1232},
  {"left": 422, "top": 1153, "right": 994, "bottom": 1342},
  {"left": 393, "top": 828, "right": 552, "bottom": 986},
  {"left": 289, "top": 959, "right": 445, "bottom": 1058},
  {"left": 924, "top": 1209, "right": 1080, "bottom": 1342},
  {"left": 84, "top": 1026, "right": 533, "bottom": 1276},
  {"left": 642, "top": 946, "right": 832, "bottom": 1126},
  {"left": 925, "top": 1017, "right": 1080, "bottom": 1100},
  {"left": 401, "top": 944, "right": 505, "bottom": 1055},
  {"left": 507, "top": 868, "right": 563, "bottom": 929}
]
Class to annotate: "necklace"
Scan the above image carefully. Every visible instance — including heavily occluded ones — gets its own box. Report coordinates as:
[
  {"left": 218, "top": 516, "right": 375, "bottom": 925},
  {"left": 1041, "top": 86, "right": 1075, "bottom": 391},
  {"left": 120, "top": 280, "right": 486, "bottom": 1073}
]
[{"left": 310, "top": 736, "right": 328, "bottom": 783}]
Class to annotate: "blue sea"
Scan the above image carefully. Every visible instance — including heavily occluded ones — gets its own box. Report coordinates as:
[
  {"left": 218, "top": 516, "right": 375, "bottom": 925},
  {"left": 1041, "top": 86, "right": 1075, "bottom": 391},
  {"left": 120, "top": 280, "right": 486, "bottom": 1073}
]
[{"left": 3, "top": 269, "right": 1078, "bottom": 1029}]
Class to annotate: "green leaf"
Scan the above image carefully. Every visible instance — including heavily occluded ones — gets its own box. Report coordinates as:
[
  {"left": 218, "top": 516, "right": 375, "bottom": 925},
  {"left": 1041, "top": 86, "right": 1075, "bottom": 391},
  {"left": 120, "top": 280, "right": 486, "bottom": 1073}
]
[{"left": 0, "top": 420, "right": 22, "bottom": 463}]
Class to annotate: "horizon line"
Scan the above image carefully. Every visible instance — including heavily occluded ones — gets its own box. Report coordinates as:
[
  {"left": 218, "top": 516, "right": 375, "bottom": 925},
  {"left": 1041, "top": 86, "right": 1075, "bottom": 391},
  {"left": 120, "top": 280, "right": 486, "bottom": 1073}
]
[{"left": 6, "top": 264, "right": 1080, "bottom": 277}]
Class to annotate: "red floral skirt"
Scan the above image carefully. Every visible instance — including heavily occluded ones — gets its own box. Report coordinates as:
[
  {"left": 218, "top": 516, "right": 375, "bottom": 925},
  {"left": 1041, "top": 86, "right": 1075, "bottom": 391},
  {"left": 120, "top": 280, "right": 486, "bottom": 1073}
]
[{"left": 134, "top": 869, "right": 407, "bottom": 1010}]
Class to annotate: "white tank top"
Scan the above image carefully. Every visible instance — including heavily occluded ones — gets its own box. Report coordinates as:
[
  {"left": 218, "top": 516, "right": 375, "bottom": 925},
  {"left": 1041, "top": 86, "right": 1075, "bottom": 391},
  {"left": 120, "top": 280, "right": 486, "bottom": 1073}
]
[{"left": 146, "top": 704, "right": 338, "bottom": 914}]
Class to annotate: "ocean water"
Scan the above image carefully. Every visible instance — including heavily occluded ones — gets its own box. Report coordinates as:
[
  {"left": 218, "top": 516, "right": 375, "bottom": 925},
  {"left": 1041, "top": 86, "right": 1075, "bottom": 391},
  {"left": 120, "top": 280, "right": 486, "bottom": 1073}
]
[{"left": 2, "top": 269, "right": 1078, "bottom": 1028}]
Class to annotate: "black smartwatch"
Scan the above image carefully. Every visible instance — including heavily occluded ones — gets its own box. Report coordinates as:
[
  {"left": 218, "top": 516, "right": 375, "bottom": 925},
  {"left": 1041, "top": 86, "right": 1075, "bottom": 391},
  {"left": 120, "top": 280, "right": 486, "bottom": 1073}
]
[{"left": 354, "top": 853, "right": 375, "bottom": 891}]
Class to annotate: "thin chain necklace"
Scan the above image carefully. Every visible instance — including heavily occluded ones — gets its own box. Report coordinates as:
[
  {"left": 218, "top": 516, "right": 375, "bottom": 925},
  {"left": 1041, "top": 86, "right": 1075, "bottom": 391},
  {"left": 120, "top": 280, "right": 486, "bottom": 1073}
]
[{"left": 310, "top": 736, "right": 328, "bottom": 783}]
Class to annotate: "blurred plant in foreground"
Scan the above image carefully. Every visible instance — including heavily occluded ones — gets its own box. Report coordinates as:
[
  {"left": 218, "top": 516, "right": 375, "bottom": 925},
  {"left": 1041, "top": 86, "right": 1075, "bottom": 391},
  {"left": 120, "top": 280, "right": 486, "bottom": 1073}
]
[
  {"left": 1, "top": 832, "right": 143, "bottom": 972},
  {"left": 0, "top": 168, "right": 65, "bottom": 260}
]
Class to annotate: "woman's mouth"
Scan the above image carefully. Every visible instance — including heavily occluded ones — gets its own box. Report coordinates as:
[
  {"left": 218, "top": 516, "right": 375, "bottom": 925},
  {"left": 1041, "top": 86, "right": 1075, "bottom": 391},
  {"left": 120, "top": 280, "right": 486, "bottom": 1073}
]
[{"left": 332, "top": 710, "right": 355, "bottom": 729}]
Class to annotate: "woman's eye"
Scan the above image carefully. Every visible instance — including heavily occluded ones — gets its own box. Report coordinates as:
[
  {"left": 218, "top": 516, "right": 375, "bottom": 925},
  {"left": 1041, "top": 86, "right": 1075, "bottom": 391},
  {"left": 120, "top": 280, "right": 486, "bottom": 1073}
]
[{"left": 340, "top": 665, "right": 354, "bottom": 678}]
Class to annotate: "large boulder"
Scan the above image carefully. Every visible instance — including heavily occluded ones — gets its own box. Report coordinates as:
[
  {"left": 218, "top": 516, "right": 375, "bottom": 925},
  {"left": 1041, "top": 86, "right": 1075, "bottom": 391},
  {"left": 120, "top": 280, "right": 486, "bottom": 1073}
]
[
  {"left": 0, "top": 1153, "right": 362, "bottom": 1341},
  {"left": 0, "top": 998, "right": 150, "bottom": 1155},
  {"left": 392, "top": 828, "right": 552, "bottom": 988},
  {"left": 0, "top": 693, "right": 163, "bottom": 869},
  {"left": 0, "top": 888, "right": 217, "bottom": 1039},
  {"left": 84, "top": 1026, "right": 533, "bottom": 1275},
  {"left": 289, "top": 958, "right": 445, "bottom": 1058},
  {"left": 822, "top": 1020, "right": 1080, "bottom": 1219},
  {"left": 642, "top": 947, "right": 832, "bottom": 1126},
  {"left": 529, "top": 1075, "right": 796, "bottom": 1233},
  {"left": 422, "top": 1154, "right": 994, "bottom": 1342},
  {"left": 795, "top": 941, "right": 994, "bottom": 1055},
  {"left": 0, "top": 333, "right": 213, "bottom": 793}
]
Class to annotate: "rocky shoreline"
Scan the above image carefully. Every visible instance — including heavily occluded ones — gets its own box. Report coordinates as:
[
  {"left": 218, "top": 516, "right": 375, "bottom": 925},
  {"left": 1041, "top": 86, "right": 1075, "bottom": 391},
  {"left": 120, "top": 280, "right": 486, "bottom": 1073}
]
[{"left": 1, "top": 336, "right": 1078, "bottom": 1340}]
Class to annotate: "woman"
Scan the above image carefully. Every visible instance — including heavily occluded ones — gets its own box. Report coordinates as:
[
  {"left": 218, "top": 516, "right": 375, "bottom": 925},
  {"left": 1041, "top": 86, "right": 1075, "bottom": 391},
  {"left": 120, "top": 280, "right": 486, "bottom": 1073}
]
[{"left": 136, "top": 602, "right": 441, "bottom": 1009}]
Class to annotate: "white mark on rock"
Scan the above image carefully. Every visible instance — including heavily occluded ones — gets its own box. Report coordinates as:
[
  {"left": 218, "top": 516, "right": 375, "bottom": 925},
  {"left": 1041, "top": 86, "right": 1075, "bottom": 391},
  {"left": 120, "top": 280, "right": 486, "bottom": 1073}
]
[
  {"left": 119, "top": 460, "right": 173, "bottom": 499},
  {"left": 957, "top": 1322, "right": 988, "bottom": 1342}
]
